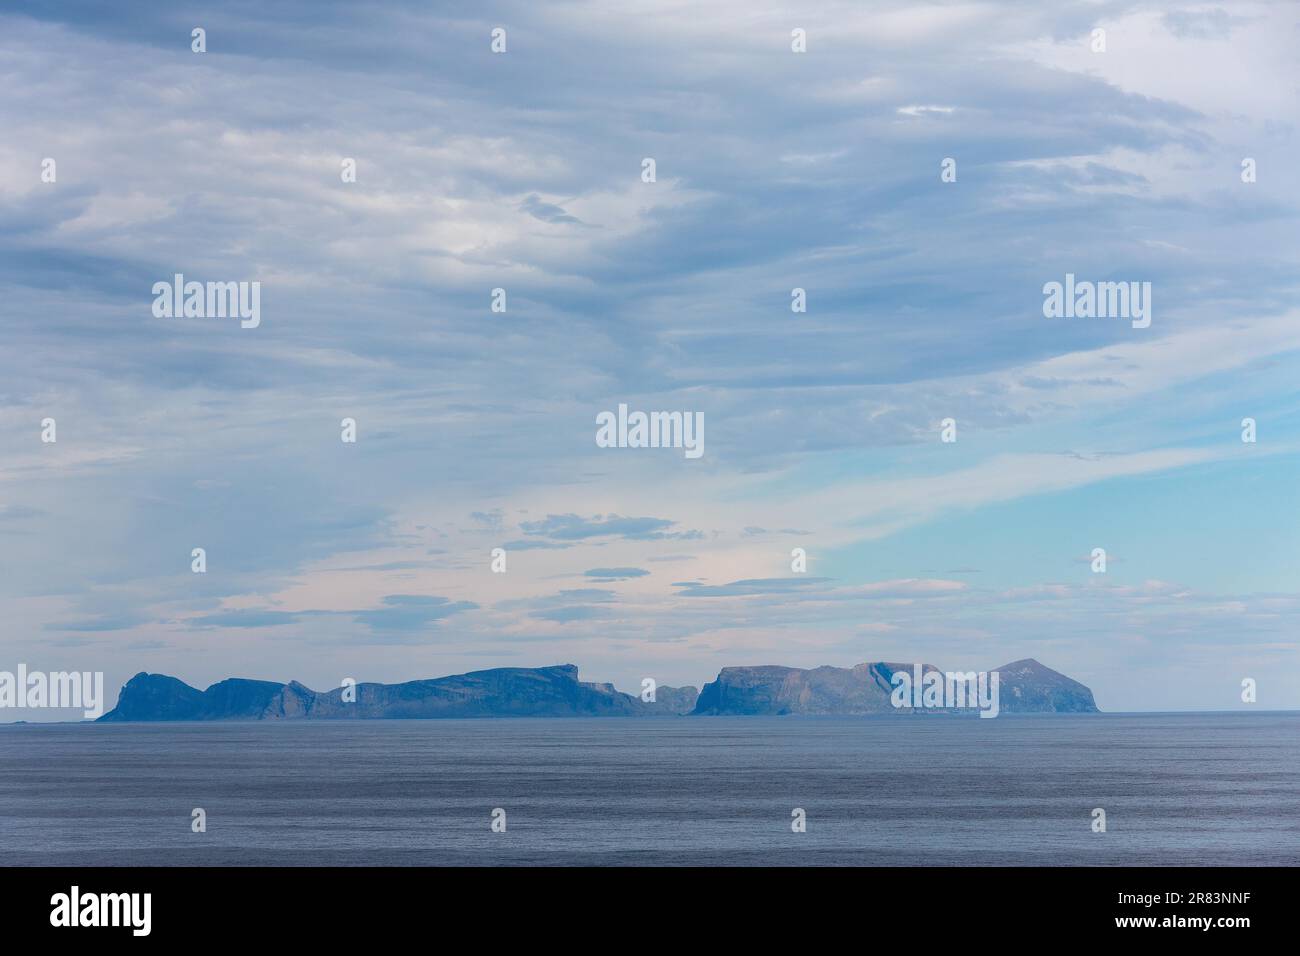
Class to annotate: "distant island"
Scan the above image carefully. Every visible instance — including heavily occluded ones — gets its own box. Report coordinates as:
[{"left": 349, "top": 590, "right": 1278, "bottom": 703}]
[{"left": 98, "top": 658, "right": 1098, "bottom": 721}]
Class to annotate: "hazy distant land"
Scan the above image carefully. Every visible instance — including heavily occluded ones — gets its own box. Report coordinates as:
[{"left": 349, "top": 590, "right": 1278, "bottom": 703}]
[{"left": 97, "top": 658, "right": 1098, "bottom": 721}]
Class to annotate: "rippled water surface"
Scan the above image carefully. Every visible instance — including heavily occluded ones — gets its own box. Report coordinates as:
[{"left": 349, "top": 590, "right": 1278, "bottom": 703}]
[{"left": 1, "top": 713, "right": 1296, "bottom": 865}]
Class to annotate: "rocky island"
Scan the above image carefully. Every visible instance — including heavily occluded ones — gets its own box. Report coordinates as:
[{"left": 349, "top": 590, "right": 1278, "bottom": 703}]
[
  {"left": 691, "top": 658, "right": 1098, "bottom": 715},
  {"left": 98, "top": 658, "right": 1097, "bottom": 721}
]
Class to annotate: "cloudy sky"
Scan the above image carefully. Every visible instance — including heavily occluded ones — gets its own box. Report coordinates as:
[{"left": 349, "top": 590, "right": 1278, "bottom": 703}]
[{"left": 2, "top": 0, "right": 1298, "bottom": 715}]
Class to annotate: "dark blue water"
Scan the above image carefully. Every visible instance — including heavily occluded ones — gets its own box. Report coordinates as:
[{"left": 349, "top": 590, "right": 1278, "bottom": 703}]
[{"left": 1, "top": 713, "right": 1297, "bottom": 865}]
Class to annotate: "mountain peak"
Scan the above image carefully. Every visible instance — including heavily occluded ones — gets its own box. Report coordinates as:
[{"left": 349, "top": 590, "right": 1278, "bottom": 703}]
[{"left": 999, "top": 657, "right": 1046, "bottom": 669}]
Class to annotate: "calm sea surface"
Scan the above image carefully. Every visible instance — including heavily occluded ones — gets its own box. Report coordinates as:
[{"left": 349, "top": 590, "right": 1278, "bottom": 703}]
[{"left": 1, "top": 713, "right": 1297, "bottom": 866}]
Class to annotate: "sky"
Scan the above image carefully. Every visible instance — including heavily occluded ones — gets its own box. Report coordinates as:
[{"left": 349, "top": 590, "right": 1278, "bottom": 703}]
[{"left": 1, "top": 0, "right": 1298, "bottom": 716}]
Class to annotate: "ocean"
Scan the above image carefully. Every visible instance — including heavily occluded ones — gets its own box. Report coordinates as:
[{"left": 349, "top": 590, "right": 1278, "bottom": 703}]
[{"left": 1, "top": 713, "right": 1297, "bottom": 866}]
